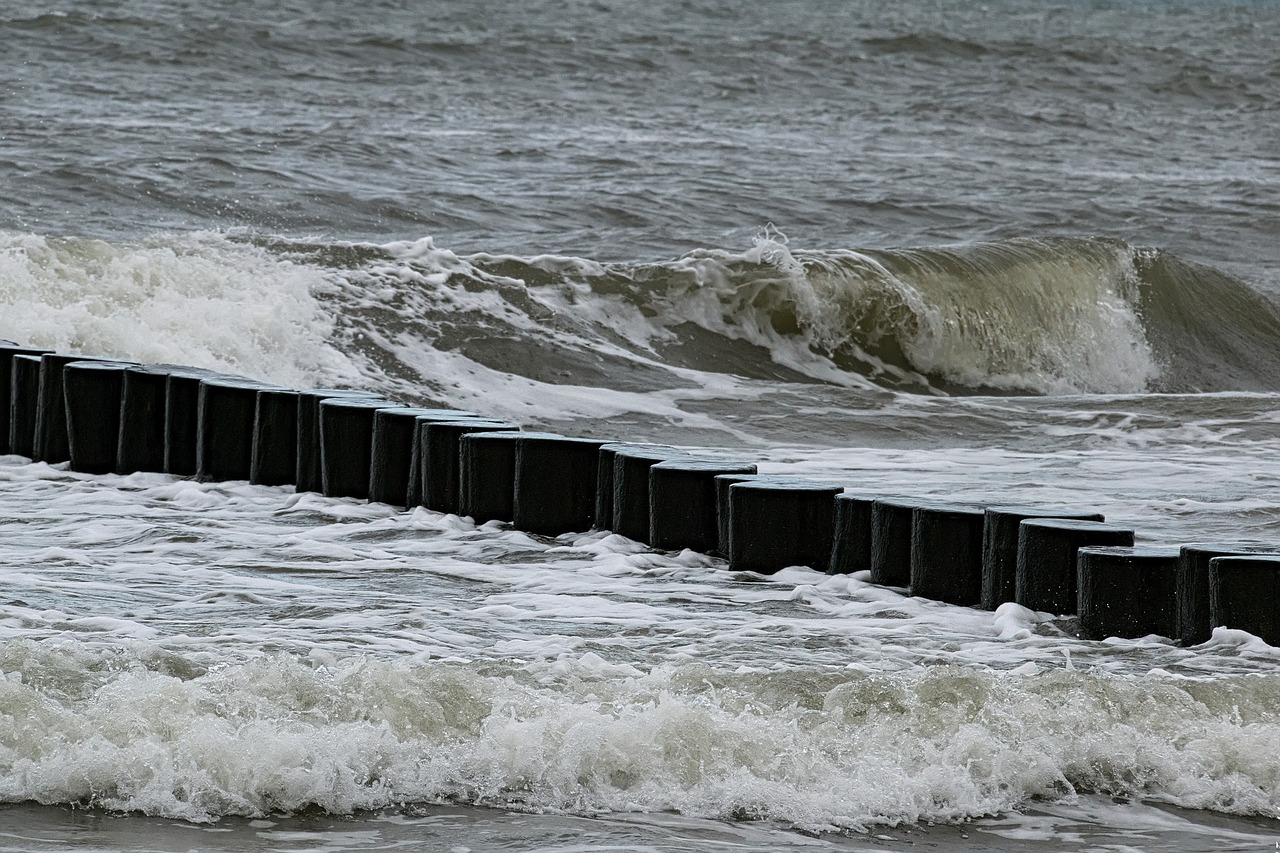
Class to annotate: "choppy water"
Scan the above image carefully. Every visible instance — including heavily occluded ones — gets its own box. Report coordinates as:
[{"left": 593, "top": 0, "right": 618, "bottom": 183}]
[{"left": 2, "top": 0, "right": 1280, "bottom": 849}]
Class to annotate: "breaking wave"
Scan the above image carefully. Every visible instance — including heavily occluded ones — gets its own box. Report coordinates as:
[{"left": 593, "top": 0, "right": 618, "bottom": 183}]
[
  {"left": 2, "top": 229, "right": 1278, "bottom": 410},
  {"left": 3, "top": 641, "right": 1279, "bottom": 829}
]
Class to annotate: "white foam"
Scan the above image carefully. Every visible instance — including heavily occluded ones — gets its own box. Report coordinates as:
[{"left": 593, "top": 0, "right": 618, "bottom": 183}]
[
  {"left": 0, "top": 230, "right": 362, "bottom": 388},
  {"left": 2, "top": 641, "right": 1279, "bottom": 830},
  {"left": 0, "top": 455, "right": 1278, "bottom": 830}
]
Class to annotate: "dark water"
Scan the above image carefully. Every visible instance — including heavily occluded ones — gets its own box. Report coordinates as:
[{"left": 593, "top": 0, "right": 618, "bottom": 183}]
[
  {"left": 2, "top": 1, "right": 1280, "bottom": 849},
  {"left": 5, "top": 0, "right": 1279, "bottom": 269},
  {"left": 6, "top": 0, "right": 1280, "bottom": 401}
]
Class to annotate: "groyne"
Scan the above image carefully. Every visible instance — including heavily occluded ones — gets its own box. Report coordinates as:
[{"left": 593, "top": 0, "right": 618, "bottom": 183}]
[{"left": 5, "top": 343, "right": 1277, "bottom": 646}]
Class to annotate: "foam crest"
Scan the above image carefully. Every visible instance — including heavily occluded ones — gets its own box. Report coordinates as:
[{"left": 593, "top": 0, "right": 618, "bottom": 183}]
[
  {"left": 0, "top": 231, "right": 361, "bottom": 388},
  {"left": 2, "top": 642, "right": 1279, "bottom": 829}
]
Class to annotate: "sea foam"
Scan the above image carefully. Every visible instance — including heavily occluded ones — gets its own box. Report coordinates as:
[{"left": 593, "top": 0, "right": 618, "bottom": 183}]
[
  {"left": 2, "top": 641, "right": 1279, "bottom": 830},
  {"left": 0, "top": 230, "right": 361, "bottom": 389},
  {"left": 0, "top": 453, "right": 1278, "bottom": 830}
]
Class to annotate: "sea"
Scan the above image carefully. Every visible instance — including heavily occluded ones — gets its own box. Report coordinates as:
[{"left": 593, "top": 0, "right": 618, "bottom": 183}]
[{"left": 2, "top": 1, "right": 1280, "bottom": 850}]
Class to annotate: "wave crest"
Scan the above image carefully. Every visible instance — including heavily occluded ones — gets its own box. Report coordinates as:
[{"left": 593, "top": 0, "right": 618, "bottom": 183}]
[{"left": 0, "top": 230, "right": 362, "bottom": 389}]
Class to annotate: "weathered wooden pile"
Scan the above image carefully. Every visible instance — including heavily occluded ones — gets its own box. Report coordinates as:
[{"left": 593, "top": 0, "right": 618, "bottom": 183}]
[{"left": 3, "top": 343, "right": 1277, "bottom": 646}]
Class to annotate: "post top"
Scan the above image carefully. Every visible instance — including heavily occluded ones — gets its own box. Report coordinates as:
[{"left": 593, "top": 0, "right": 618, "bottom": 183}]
[
  {"left": 875, "top": 496, "right": 948, "bottom": 511},
  {"left": 516, "top": 434, "right": 610, "bottom": 448},
  {"left": 465, "top": 430, "right": 560, "bottom": 441},
  {"left": 1209, "top": 554, "right": 1280, "bottom": 568},
  {"left": 911, "top": 501, "right": 986, "bottom": 518},
  {"left": 652, "top": 459, "right": 757, "bottom": 474},
  {"left": 64, "top": 360, "right": 135, "bottom": 372},
  {"left": 426, "top": 420, "right": 518, "bottom": 431},
  {"left": 730, "top": 479, "right": 843, "bottom": 494},
  {"left": 1019, "top": 518, "right": 1133, "bottom": 534},
  {"left": 1077, "top": 545, "right": 1182, "bottom": 560},
  {"left": 318, "top": 397, "right": 399, "bottom": 411},
  {"left": 612, "top": 445, "right": 689, "bottom": 464},
  {"left": 1180, "top": 542, "right": 1273, "bottom": 557},
  {"left": 985, "top": 505, "right": 1105, "bottom": 521},
  {"left": 372, "top": 407, "right": 476, "bottom": 419}
]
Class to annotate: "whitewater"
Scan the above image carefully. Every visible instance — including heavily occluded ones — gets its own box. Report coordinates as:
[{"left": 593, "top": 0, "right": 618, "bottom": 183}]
[{"left": 3, "top": 0, "right": 1280, "bottom": 849}]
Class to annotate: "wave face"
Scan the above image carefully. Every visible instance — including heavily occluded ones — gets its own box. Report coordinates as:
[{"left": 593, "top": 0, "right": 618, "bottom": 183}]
[
  {"left": 238, "top": 232, "right": 1280, "bottom": 400},
  {"left": 2, "top": 230, "right": 1278, "bottom": 416}
]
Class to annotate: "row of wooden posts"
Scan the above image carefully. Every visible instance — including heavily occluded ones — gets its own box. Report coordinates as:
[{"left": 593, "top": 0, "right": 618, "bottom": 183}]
[{"left": 3, "top": 343, "right": 1278, "bottom": 646}]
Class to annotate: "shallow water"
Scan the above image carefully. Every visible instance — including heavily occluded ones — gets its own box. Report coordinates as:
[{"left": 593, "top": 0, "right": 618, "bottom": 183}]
[
  {"left": 2, "top": 446, "right": 1280, "bottom": 842},
  {"left": 3, "top": 799, "right": 1280, "bottom": 852}
]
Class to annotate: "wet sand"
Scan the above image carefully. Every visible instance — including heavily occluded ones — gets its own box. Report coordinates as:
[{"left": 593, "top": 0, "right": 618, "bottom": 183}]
[{"left": 2, "top": 797, "right": 1277, "bottom": 853}]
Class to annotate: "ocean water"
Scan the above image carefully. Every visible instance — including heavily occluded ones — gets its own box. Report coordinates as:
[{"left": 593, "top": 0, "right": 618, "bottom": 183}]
[{"left": 2, "top": 0, "right": 1280, "bottom": 849}]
